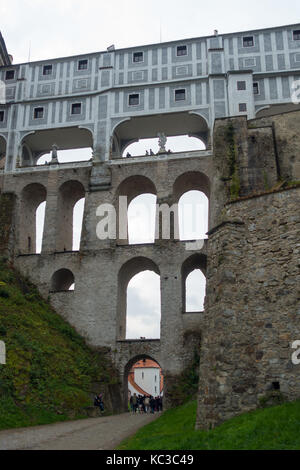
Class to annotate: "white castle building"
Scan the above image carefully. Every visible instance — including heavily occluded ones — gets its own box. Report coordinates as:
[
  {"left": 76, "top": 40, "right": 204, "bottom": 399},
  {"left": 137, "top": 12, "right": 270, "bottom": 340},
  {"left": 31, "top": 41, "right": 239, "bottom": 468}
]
[{"left": 1, "top": 23, "right": 300, "bottom": 174}]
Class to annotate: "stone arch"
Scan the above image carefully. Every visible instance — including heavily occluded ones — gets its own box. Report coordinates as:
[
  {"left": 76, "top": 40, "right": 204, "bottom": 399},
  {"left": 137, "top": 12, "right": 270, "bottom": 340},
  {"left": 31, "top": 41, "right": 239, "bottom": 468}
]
[
  {"left": 50, "top": 268, "right": 75, "bottom": 292},
  {"left": 123, "top": 354, "right": 163, "bottom": 411},
  {"left": 173, "top": 171, "right": 210, "bottom": 201},
  {"left": 111, "top": 111, "right": 209, "bottom": 159},
  {"left": 173, "top": 171, "right": 210, "bottom": 240},
  {"left": 19, "top": 183, "right": 47, "bottom": 254},
  {"left": 115, "top": 175, "right": 157, "bottom": 244},
  {"left": 117, "top": 257, "right": 160, "bottom": 340},
  {"left": 20, "top": 126, "right": 93, "bottom": 166},
  {"left": 56, "top": 180, "right": 86, "bottom": 252},
  {"left": 181, "top": 254, "right": 207, "bottom": 313}
]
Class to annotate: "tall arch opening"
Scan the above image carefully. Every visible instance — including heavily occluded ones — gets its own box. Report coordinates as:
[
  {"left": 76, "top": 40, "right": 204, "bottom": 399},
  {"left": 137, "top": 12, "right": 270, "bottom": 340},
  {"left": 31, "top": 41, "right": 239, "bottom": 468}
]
[
  {"left": 20, "top": 183, "right": 47, "bottom": 254},
  {"left": 56, "top": 180, "right": 85, "bottom": 252},
  {"left": 173, "top": 171, "right": 210, "bottom": 241},
  {"left": 115, "top": 175, "right": 157, "bottom": 245},
  {"left": 117, "top": 257, "right": 161, "bottom": 340},
  {"left": 178, "top": 190, "right": 209, "bottom": 241},
  {"left": 128, "top": 194, "right": 157, "bottom": 244},
  {"left": 182, "top": 254, "right": 207, "bottom": 313},
  {"left": 124, "top": 355, "right": 163, "bottom": 412},
  {"left": 111, "top": 112, "right": 209, "bottom": 159}
]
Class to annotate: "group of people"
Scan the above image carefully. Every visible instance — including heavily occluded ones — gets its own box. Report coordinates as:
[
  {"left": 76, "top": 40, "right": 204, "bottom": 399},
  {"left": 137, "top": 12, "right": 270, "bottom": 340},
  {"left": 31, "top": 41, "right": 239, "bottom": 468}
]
[{"left": 129, "top": 393, "right": 163, "bottom": 414}]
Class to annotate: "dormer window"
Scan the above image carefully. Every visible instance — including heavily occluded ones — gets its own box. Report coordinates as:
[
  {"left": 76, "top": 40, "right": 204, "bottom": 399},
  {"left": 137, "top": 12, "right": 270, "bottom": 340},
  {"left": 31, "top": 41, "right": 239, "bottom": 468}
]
[
  {"left": 243, "top": 36, "right": 254, "bottom": 47},
  {"left": 293, "top": 30, "right": 300, "bottom": 41},
  {"left": 34, "top": 107, "right": 44, "bottom": 119},
  {"left": 78, "top": 59, "right": 88, "bottom": 70},
  {"left": 43, "top": 65, "right": 53, "bottom": 76},
  {"left": 133, "top": 52, "right": 143, "bottom": 63},
  {"left": 177, "top": 45, "right": 187, "bottom": 56},
  {"left": 5, "top": 70, "right": 15, "bottom": 80}
]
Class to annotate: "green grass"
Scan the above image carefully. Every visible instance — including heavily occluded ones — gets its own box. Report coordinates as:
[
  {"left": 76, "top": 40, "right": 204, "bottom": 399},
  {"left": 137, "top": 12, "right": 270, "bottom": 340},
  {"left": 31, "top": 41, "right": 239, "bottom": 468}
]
[
  {"left": 0, "top": 258, "right": 118, "bottom": 430},
  {"left": 118, "top": 400, "right": 300, "bottom": 450}
]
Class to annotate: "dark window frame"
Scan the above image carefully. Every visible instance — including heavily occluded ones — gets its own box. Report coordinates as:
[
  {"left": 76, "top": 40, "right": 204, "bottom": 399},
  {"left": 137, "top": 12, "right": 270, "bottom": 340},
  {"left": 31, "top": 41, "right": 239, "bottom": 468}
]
[
  {"left": 239, "top": 103, "right": 247, "bottom": 112},
  {"left": 34, "top": 107, "right": 44, "bottom": 119},
  {"left": 293, "top": 30, "right": 300, "bottom": 41},
  {"left": 0, "top": 110, "right": 5, "bottom": 122},
  {"left": 43, "top": 64, "right": 53, "bottom": 76},
  {"left": 175, "top": 88, "right": 186, "bottom": 101},
  {"left": 133, "top": 51, "right": 144, "bottom": 63},
  {"left": 177, "top": 45, "right": 187, "bottom": 56},
  {"left": 5, "top": 70, "right": 15, "bottom": 80},
  {"left": 243, "top": 36, "right": 254, "bottom": 47},
  {"left": 253, "top": 82, "right": 260, "bottom": 95},
  {"left": 237, "top": 81, "right": 246, "bottom": 91},
  {"left": 128, "top": 93, "right": 140, "bottom": 106},
  {"left": 78, "top": 59, "right": 88, "bottom": 70},
  {"left": 71, "top": 103, "right": 82, "bottom": 115}
]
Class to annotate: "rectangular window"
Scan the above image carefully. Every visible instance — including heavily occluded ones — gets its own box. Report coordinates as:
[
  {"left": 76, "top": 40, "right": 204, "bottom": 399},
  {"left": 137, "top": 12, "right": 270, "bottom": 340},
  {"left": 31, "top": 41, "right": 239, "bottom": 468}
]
[
  {"left": 5, "top": 70, "right": 15, "bottom": 80},
  {"left": 71, "top": 103, "right": 82, "bottom": 115},
  {"left": 237, "top": 81, "right": 246, "bottom": 91},
  {"left": 239, "top": 103, "right": 247, "bottom": 112},
  {"left": 78, "top": 59, "right": 88, "bottom": 70},
  {"left": 295, "top": 53, "right": 300, "bottom": 63},
  {"left": 177, "top": 45, "right": 187, "bottom": 56},
  {"left": 293, "top": 30, "right": 300, "bottom": 41},
  {"left": 243, "top": 36, "right": 254, "bottom": 47},
  {"left": 128, "top": 93, "right": 140, "bottom": 106},
  {"left": 133, "top": 52, "right": 143, "bottom": 63},
  {"left": 43, "top": 65, "right": 53, "bottom": 76},
  {"left": 0, "top": 111, "right": 4, "bottom": 122},
  {"left": 34, "top": 107, "right": 44, "bottom": 119},
  {"left": 175, "top": 89, "right": 186, "bottom": 101},
  {"left": 253, "top": 82, "right": 260, "bottom": 95}
]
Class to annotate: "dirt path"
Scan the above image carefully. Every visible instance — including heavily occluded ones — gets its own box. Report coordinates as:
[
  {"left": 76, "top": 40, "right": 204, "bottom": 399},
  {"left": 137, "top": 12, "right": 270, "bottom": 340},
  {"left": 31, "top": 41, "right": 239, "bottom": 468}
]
[{"left": 0, "top": 412, "right": 160, "bottom": 450}]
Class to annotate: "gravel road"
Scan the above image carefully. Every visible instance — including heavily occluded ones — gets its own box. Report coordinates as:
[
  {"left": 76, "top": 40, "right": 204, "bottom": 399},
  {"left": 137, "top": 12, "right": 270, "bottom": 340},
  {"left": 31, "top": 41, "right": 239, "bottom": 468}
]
[{"left": 0, "top": 412, "right": 160, "bottom": 450}]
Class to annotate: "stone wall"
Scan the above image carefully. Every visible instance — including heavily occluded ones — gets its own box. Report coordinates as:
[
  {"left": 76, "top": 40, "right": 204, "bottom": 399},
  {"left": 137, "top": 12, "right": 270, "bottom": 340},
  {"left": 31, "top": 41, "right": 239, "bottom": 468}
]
[
  {"left": 196, "top": 186, "right": 300, "bottom": 429},
  {"left": 0, "top": 192, "right": 15, "bottom": 257}
]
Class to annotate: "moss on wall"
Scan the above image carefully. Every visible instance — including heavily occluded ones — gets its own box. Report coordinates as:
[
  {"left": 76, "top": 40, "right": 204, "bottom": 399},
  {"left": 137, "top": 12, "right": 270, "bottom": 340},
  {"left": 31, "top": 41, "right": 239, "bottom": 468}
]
[
  {"left": 0, "top": 193, "right": 15, "bottom": 255},
  {"left": 0, "top": 258, "right": 121, "bottom": 430}
]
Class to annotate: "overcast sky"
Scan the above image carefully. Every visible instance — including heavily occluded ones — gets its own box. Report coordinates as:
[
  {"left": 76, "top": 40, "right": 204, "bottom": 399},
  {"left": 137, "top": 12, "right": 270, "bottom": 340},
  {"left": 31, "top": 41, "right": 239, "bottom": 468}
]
[
  {"left": 7, "top": 0, "right": 300, "bottom": 339},
  {"left": 2, "top": 0, "right": 300, "bottom": 64}
]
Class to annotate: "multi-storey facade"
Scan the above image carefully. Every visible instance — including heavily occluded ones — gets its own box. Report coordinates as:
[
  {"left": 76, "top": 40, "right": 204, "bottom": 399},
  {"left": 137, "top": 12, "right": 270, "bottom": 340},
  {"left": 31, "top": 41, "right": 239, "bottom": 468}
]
[{"left": 0, "top": 24, "right": 300, "bottom": 171}]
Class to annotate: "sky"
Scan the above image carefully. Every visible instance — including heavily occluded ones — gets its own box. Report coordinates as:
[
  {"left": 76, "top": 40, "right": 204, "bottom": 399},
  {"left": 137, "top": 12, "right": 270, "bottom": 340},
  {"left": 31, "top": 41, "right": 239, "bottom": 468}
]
[
  {"left": 2, "top": 0, "right": 300, "bottom": 64},
  {"left": 4, "top": 0, "right": 300, "bottom": 338}
]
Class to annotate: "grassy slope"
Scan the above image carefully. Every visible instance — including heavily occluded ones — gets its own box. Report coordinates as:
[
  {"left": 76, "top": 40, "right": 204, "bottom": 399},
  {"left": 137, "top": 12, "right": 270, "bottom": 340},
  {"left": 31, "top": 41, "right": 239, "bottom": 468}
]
[
  {"left": 118, "top": 400, "right": 300, "bottom": 450},
  {"left": 0, "top": 259, "right": 118, "bottom": 430}
]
